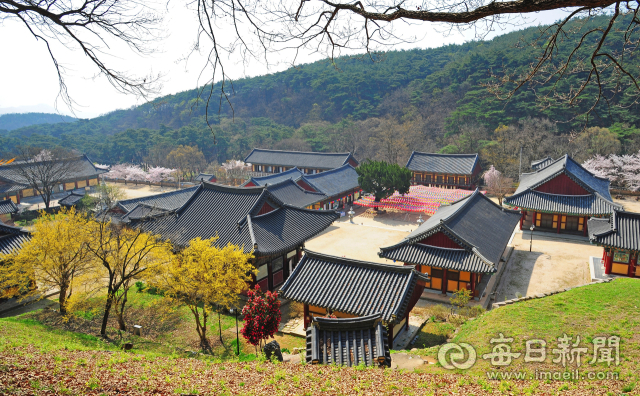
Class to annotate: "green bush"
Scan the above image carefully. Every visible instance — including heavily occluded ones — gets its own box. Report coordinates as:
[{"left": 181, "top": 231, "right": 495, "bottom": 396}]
[{"left": 427, "top": 305, "right": 449, "bottom": 322}]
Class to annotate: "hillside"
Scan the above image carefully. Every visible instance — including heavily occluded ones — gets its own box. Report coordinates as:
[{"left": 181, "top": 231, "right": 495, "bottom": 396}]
[
  {"left": 2, "top": 15, "right": 639, "bottom": 166},
  {"left": 0, "top": 279, "right": 634, "bottom": 394},
  {"left": 0, "top": 112, "right": 76, "bottom": 132}
]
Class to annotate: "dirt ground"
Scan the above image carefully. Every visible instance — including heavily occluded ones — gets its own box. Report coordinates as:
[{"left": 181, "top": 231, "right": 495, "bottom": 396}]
[
  {"left": 494, "top": 231, "right": 601, "bottom": 302},
  {"left": 105, "top": 182, "right": 184, "bottom": 200},
  {"left": 614, "top": 196, "right": 640, "bottom": 212},
  {"left": 304, "top": 210, "right": 416, "bottom": 264}
]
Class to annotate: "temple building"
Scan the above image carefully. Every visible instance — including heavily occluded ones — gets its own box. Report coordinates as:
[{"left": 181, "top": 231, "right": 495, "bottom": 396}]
[
  {"left": 244, "top": 148, "right": 358, "bottom": 174},
  {"left": 306, "top": 314, "right": 391, "bottom": 367},
  {"left": 531, "top": 157, "right": 554, "bottom": 171},
  {"left": 129, "top": 182, "right": 338, "bottom": 291},
  {"left": 243, "top": 164, "right": 361, "bottom": 210},
  {"left": 588, "top": 210, "right": 640, "bottom": 277},
  {"left": 279, "top": 251, "right": 429, "bottom": 347},
  {"left": 195, "top": 173, "right": 217, "bottom": 183},
  {"left": 0, "top": 155, "right": 105, "bottom": 204},
  {"left": 405, "top": 152, "right": 480, "bottom": 190},
  {"left": 504, "top": 154, "right": 621, "bottom": 235},
  {"left": 379, "top": 189, "right": 520, "bottom": 298}
]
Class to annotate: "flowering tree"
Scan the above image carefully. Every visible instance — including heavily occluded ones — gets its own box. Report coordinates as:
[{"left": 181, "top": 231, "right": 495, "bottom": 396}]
[
  {"left": 146, "top": 167, "right": 176, "bottom": 183},
  {"left": 125, "top": 165, "right": 147, "bottom": 182},
  {"left": 104, "top": 164, "right": 130, "bottom": 179},
  {"left": 33, "top": 149, "right": 53, "bottom": 162},
  {"left": 583, "top": 152, "right": 640, "bottom": 191},
  {"left": 240, "top": 285, "right": 281, "bottom": 354},
  {"left": 483, "top": 165, "right": 513, "bottom": 206}
]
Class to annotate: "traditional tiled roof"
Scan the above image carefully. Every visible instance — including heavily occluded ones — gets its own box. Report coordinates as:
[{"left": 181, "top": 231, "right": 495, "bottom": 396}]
[
  {"left": 0, "top": 181, "right": 28, "bottom": 194},
  {"left": 120, "top": 204, "right": 172, "bottom": 223},
  {"left": 379, "top": 190, "right": 520, "bottom": 271},
  {"left": 506, "top": 190, "right": 621, "bottom": 216},
  {"left": 405, "top": 152, "right": 479, "bottom": 175},
  {"left": 58, "top": 192, "right": 85, "bottom": 207},
  {"left": 116, "top": 187, "right": 199, "bottom": 212},
  {"left": 0, "top": 199, "right": 18, "bottom": 215},
  {"left": 531, "top": 157, "right": 554, "bottom": 171},
  {"left": 302, "top": 165, "right": 360, "bottom": 198},
  {"left": 0, "top": 154, "right": 103, "bottom": 186},
  {"left": 306, "top": 314, "right": 390, "bottom": 367},
  {"left": 244, "top": 149, "right": 358, "bottom": 169},
  {"left": 195, "top": 173, "right": 216, "bottom": 182},
  {"left": 279, "top": 251, "right": 429, "bottom": 323},
  {"left": 130, "top": 183, "right": 338, "bottom": 255},
  {"left": 588, "top": 210, "right": 640, "bottom": 251},
  {"left": 243, "top": 167, "right": 305, "bottom": 187},
  {"left": 265, "top": 179, "right": 326, "bottom": 208},
  {"left": 0, "top": 221, "right": 31, "bottom": 256},
  {"left": 512, "top": 155, "right": 613, "bottom": 200}
]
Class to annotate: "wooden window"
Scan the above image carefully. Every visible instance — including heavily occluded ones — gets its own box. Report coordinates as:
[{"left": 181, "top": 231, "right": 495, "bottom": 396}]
[
  {"left": 415, "top": 173, "right": 421, "bottom": 182},
  {"left": 431, "top": 268, "right": 443, "bottom": 278},
  {"left": 22, "top": 188, "right": 34, "bottom": 197},
  {"left": 89, "top": 178, "right": 98, "bottom": 186},
  {"left": 447, "top": 280, "right": 459, "bottom": 292},
  {"left": 65, "top": 182, "right": 75, "bottom": 190},
  {"left": 447, "top": 270, "right": 459, "bottom": 281},
  {"left": 636, "top": 266, "right": 640, "bottom": 277},
  {"left": 77, "top": 180, "right": 87, "bottom": 188},
  {"left": 424, "top": 175, "right": 432, "bottom": 183},
  {"left": 538, "top": 213, "right": 554, "bottom": 228},
  {"left": 436, "top": 175, "right": 444, "bottom": 183},
  {"left": 552, "top": 214, "right": 558, "bottom": 229},
  {"left": 256, "top": 264, "right": 268, "bottom": 280},
  {"left": 420, "top": 265, "right": 431, "bottom": 288},
  {"left": 459, "top": 271, "right": 471, "bottom": 282},
  {"left": 535, "top": 212, "right": 541, "bottom": 227},
  {"left": 448, "top": 176, "right": 455, "bottom": 184},
  {"left": 565, "top": 216, "right": 579, "bottom": 231},
  {"left": 431, "top": 278, "right": 442, "bottom": 290},
  {"left": 578, "top": 217, "right": 585, "bottom": 231},
  {"left": 560, "top": 215, "right": 567, "bottom": 230}
]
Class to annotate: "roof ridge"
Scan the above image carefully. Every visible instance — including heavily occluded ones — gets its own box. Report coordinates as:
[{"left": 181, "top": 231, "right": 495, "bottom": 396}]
[
  {"left": 202, "top": 180, "right": 265, "bottom": 193},
  {"left": 303, "top": 250, "right": 417, "bottom": 273},
  {"left": 264, "top": 178, "right": 325, "bottom": 196},
  {"left": 414, "top": 243, "right": 468, "bottom": 252},
  {"left": 410, "top": 151, "right": 479, "bottom": 158},
  {"left": 118, "top": 185, "right": 198, "bottom": 204},
  {"left": 247, "top": 148, "right": 352, "bottom": 156},
  {"left": 303, "top": 163, "right": 356, "bottom": 179}
]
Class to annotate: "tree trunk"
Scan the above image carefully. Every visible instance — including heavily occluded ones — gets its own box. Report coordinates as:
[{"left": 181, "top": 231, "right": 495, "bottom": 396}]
[
  {"left": 115, "top": 288, "right": 128, "bottom": 331},
  {"left": 101, "top": 293, "right": 114, "bottom": 336},
  {"left": 58, "top": 282, "right": 69, "bottom": 316},
  {"left": 218, "top": 309, "right": 223, "bottom": 343}
]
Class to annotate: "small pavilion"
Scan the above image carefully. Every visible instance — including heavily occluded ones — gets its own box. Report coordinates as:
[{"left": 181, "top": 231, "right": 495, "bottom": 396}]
[
  {"left": 405, "top": 152, "right": 480, "bottom": 190},
  {"left": 588, "top": 210, "right": 640, "bottom": 277}
]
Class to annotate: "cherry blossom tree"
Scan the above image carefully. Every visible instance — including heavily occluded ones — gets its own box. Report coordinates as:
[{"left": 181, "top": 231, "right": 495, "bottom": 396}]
[
  {"left": 104, "top": 164, "right": 130, "bottom": 180},
  {"left": 483, "top": 165, "right": 513, "bottom": 206},
  {"left": 125, "top": 165, "right": 147, "bottom": 182},
  {"left": 146, "top": 167, "right": 176, "bottom": 183},
  {"left": 583, "top": 152, "right": 640, "bottom": 191}
]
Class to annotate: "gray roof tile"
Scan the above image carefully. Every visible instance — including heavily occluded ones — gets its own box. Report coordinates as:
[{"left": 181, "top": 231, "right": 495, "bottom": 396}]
[
  {"left": 588, "top": 210, "right": 640, "bottom": 251},
  {"left": 0, "top": 221, "right": 31, "bottom": 256},
  {"left": 0, "top": 199, "right": 18, "bottom": 215},
  {"left": 302, "top": 165, "right": 360, "bottom": 198},
  {"left": 244, "top": 149, "right": 357, "bottom": 169},
  {"left": 405, "top": 152, "right": 478, "bottom": 175},
  {"left": 117, "top": 186, "right": 199, "bottom": 212},
  {"left": 265, "top": 179, "right": 326, "bottom": 208},
  {"left": 380, "top": 190, "right": 520, "bottom": 269},
  {"left": 244, "top": 167, "right": 305, "bottom": 187},
  {"left": 279, "top": 251, "right": 428, "bottom": 323},
  {"left": 58, "top": 192, "right": 85, "bottom": 207},
  {"left": 306, "top": 314, "right": 390, "bottom": 367},
  {"left": 130, "top": 183, "right": 338, "bottom": 255},
  {"left": 0, "top": 155, "right": 102, "bottom": 186},
  {"left": 505, "top": 190, "right": 621, "bottom": 216}
]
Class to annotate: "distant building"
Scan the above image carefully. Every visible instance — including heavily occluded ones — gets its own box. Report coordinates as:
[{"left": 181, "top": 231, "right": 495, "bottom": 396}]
[
  {"left": 531, "top": 157, "right": 554, "bottom": 171},
  {"left": 279, "top": 251, "right": 428, "bottom": 347},
  {"left": 504, "top": 154, "right": 621, "bottom": 236},
  {"left": 129, "top": 182, "right": 338, "bottom": 291},
  {"left": 379, "top": 189, "right": 520, "bottom": 298},
  {"left": 306, "top": 314, "right": 391, "bottom": 367},
  {"left": 106, "top": 186, "right": 199, "bottom": 222},
  {"left": 243, "top": 164, "right": 361, "bottom": 210},
  {"left": 405, "top": 152, "right": 480, "bottom": 190},
  {"left": 0, "top": 155, "right": 105, "bottom": 204},
  {"left": 244, "top": 149, "right": 358, "bottom": 174},
  {"left": 194, "top": 173, "right": 217, "bottom": 183},
  {"left": 588, "top": 210, "right": 640, "bottom": 277},
  {"left": 58, "top": 191, "right": 86, "bottom": 208}
]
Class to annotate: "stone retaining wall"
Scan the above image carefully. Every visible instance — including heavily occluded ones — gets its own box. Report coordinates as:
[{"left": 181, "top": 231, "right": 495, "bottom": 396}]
[{"left": 491, "top": 278, "right": 615, "bottom": 310}]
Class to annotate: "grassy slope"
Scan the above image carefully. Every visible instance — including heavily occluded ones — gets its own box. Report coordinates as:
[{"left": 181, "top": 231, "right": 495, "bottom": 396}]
[
  {"left": 0, "top": 280, "right": 637, "bottom": 394},
  {"left": 431, "top": 278, "right": 639, "bottom": 383}
]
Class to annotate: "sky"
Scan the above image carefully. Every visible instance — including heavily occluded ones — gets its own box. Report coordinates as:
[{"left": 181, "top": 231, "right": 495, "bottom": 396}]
[{"left": 0, "top": 4, "right": 573, "bottom": 119}]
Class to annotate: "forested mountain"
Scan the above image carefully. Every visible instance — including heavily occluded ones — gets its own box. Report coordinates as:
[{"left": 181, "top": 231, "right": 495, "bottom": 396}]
[
  {"left": 2, "top": 15, "right": 640, "bottom": 176},
  {"left": 0, "top": 113, "right": 76, "bottom": 131}
]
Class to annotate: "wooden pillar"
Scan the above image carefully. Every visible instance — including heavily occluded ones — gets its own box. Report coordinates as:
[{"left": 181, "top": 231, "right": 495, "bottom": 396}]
[
  {"left": 583, "top": 217, "right": 588, "bottom": 236},
  {"left": 519, "top": 212, "right": 524, "bottom": 230},
  {"left": 604, "top": 250, "right": 613, "bottom": 275},
  {"left": 267, "top": 262, "right": 273, "bottom": 291},
  {"left": 303, "top": 304, "right": 310, "bottom": 329},
  {"left": 74, "top": 180, "right": 78, "bottom": 189},
  {"left": 628, "top": 252, "right": 637, "bottom": 277},
  {"left": 471, "top": 273, "right": 476, "bottom": 299},
  {"left": 387, "top": 323, "right": 394, "bottom": 350},
  {"left": 557, "top": 215, "right": 561, "bottom": 234},
  {"left": 442, "top": 269, "right": 448, "bottom": 295},
  {"left": 532, "top": 211, "right": 537, "bottom": 227}
]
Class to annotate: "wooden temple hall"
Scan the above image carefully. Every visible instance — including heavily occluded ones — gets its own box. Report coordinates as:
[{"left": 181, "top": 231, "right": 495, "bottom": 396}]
[
  {"left": 505, "top": 154, "right": 621, "bottom": 235},
  {"left": 379, "top": 189, "right": 521, "bottom": 298},
  {"left": 128, "top": 182, "right": 339, "bottom": 291},
  {"left": 279, "top": 251, "right": 429, "bottom": 348},
  {"left": 589, "top": 210, "right": 640, "bottom": 278},
  {"left": 244, "top": 148, "right": 359, "bottom": 175},
  {"left": 405, "top": 152, "right": 481, "bottom": 190}
]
